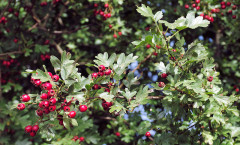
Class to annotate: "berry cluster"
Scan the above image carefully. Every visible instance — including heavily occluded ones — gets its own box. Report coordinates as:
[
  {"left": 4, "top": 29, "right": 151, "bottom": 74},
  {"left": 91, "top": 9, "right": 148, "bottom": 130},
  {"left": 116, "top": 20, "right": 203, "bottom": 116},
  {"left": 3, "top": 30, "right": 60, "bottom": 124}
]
[
  {"left": 145, "top": 44, "right": 162, "bottom": 56},
  {"left": 93, "top": 3, "right": 112, "bottom": 20},
  {"left": 184, "top": 0, "right": 238, "bottom": 22},
  {"left": 0, "top": 16, "right": 7, "bottom": 24},
  {"left": 72, "top": 136, "right": 85, "bottom": 143},
  {"left": 40, "top": 53, "right": 51, "bottom": 61},
  {"left": 91, "top": 65, "right": 112, "bottom": 78},
  {"left": 2, "top": 58, "right": 18, "bottom": 68},
  {"left": 25, "top": 125, "right": 39, "bottom": 137}
]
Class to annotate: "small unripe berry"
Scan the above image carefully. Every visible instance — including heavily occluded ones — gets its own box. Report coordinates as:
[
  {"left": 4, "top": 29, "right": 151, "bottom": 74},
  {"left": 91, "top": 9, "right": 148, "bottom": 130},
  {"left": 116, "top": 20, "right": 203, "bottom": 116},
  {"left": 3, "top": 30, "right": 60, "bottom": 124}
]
[
  {"left": 68, "top": 111, "right": 76, "bottom": 118},
  {"left": 52, "top": 75, "right": 59, "bottom": 82},
  {"left": 21, "top": 94, "right": 30, "bottom": 102},
  {"left": 25, "top": 125, "right": 32, "bottom": 133},
  {"left": 145, "top": 132, "right": 151, "bottom": 137},
  {"left": 207, "top": 76, "right": 213, "bottom": 82},
  {"left": 158, "top": 82, "right": 165, "bottom": 88},
  {"left": 79, "top": 105, "right": 88, "bottom": 112}
]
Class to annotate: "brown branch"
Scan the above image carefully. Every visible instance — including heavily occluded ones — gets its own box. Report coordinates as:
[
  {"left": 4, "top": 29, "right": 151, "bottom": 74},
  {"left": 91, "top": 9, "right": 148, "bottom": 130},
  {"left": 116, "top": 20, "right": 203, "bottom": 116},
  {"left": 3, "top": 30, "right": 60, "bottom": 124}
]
[
  {"left": 132, "top": 53, "right": 153, "bottom": 73},
  {"left": 52, "top": 41, "right": 63, "bottom": 54},
  {"left": 99, "top": 116, "right": 116, "bottom": 121},
  {"left": 0, "top": 0, "right": 13, "bottom": 18},
  {"left": 117, "top": 96, "right": 164, "bottom": 100},
  {"left": 0, "top": 50, "right": 23, "bottom": 57}
]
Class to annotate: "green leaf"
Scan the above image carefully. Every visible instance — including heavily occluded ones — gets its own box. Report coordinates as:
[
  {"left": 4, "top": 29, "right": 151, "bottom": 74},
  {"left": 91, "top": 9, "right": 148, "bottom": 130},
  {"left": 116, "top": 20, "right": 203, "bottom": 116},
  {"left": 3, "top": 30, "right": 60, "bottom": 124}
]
[
  {"left": 122, "top": 88, "right": 137, "bottom": 100},
  {"left": 94, "top": 52, "right": 116, "bottom": 67},
  {"left": 109, "top": 101, "right": 126, "bottom": 113},
  {"left": 71, "top": 118, "right": 78, "bottom": 126},
  {"left": 32, "top": 69, "right": 51, "bottom": 82},
  {"left": 153, "top": 11, "right": 163, "bottom": 22},
  {"left": 202, "top": 131, "right": 214, "bottom": 145},
  {"left": 66, "top": 92, "right": 85, "bottom": 103},
  {"left": 213, "top": 95, "right": 230, "bottom": 106},
  {"left": 50, "top": 56, "right": 61, "bottom": 71},
  {"left": 155, "top": 62, "right": 166, "bottom": 73},
  {"left": 136, "top": 4, "right": 154, "bottom": 18},
  {"left": 99, "top": 92, "right": 114, "bottom": 102}
]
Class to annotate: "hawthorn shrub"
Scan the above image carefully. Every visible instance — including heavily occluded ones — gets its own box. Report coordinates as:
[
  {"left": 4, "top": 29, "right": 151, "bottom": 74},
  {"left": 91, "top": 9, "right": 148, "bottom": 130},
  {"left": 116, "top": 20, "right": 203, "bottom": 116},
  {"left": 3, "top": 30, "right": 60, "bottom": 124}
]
[{"left": 0, "top": 0, "right": 240, "bottom": 145}]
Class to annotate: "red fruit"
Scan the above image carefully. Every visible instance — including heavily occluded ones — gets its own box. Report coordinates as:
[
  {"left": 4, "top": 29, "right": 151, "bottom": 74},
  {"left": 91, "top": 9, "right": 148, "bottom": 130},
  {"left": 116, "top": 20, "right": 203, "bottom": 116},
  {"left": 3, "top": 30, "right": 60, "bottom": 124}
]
[
  {"left": 68, "top": 111, "right": 76, "bottom": 118},
  {"left": 25, "top": 125, "right": 32, "bottom": 133},
  {"left": 21, "top": 94, "right": 30, "bottom": 102},
  {"left": 40, "top": 93, "right": 48, "bottom": 100},
  {"left": 195, "top": 0, "right": 200, "bottom": 4},
  {"left": 118, "top": 32, "right": 122, "bottom": 36},
  {"left": 14, "top": 12, "right": 19, "bottom": 17},
  {"left": 93, "top": 84, "right": 100, "bottom": 90},
  {"left": 196, "top": 6, "right": 200, "bottom": 10},
  {"left": 102, "top": 101, "right": 113, "bottom": 110},
  {"left": 98, "top": 71, "right": 104, "bottom": 77},
  {"left": 204, "top": 15, "right": 209, "bottom": 20},
  {"left": 221, "top": 5, "right": 226, "bottom": 9},
  {"left": 100, "top": 11, "right": 104, "bottom": 16},
  {"left": 49, "top": 105, "right": 56, "bottom": 112},
  {"left": 104, "top": 3, "right": 109, "bottom": 8},
  {"left": 39, "top": 101, "right": 44, "bottom": 108},
  {"left": 115, "top": 132, "right": 120, "bottom": 137},
  {"left": 145, "top": 132, "right": 151, "bottom": 137},
  {"left": 185, "top": 4, "right": 189, "bottom": 9},
  {"left": 42, "top": 101, "right": 49, "bottom": 108},
  {"left": 156, "top": 45, "right": 161, "bottom": 49},
  {"left": 17, "top": 103, "right": 25, "bottom": 110},
  {"left": 107, "top": 13, "right": 111, "bottom": 18},
  {"left": 36, "top": 109, "right": 43, "bottom": 116},
  {"left": 232, "top": 15, "right": 236, "bottom": 19},
  {"left": 192, "top": 3, "right": 196, "bottom": 8},
  {"left": 158, "top": 82, "right": 165, "bottom": 88},
  {"left": 221, "top": 2, "right": 225, "bottom": 5},
  {"left": 64, "top": 106, "right": 70, "bottom": 112},
  {"left": 153, "top": 52, "right": 158, "bottom": 56},
  {"left": 49, "top": 98, "right": 56, "bottom": 105},
  {"left": 172, "top": 49, "right": 176, "bottom": 52},
  {"left": 113, "top": 34, "right": 117, "bottom": 38},
  {"left": 236, "top": 88, "right": 239, "bottom": 92},
  {"left": 145, "top": 27, "right": 150, "bottom": 31},
  {"left": 34, "top": 80, "right": 42, "bottom": 86},
  {"left": 209, "top": 17, "right": 214, "bottom": 23},
  {"left": 30, "top": 132, "right": 36, "bottom": 137},
  {"left": 105, "top": 69, "right": 112, "bottom": 75},
  {"left": 92, "top": 72, "right": 98, "bottom": 78},
  {"left": 43, "top": 83, "right": 52, "bottom": 90},
  {"left": 59, "top": 119, "right": 64, "bottom": 126},
  {"left": 207, "top": 76, "right": 213, "bottom": 82},
  {"left": 43, "top": 108, "right": 50, "bottom": 114},
  {"left": 44, "top": 40, "right": 49, "bottom": 45},
  {"left": 105, "top": 88, "right": 110, "bottom": 92},
  {"left": 52, "top": 75, "right": 59, "bottom": 82},
  {"left": 232, "top": 5, "right": 237, "bottom": 10},
  {"left": 48, "top": 72, "right": 53, "bottom": 77},
  {"left": 79, "top": 137, "right": 84, "bottom": 142},
  {"left": 146, "top": 44, "right": 151, "bottom": 49},
  {"left": 72, "top": 136, "right": 79, "bottom": 141},
  {"left": 94, "top": 3, "right": 98, "bottom": 7},
  {"left": 98, "top": 65, "right": 106, "bottom": 72},
  {"left": 13, "top": 38, "right": 18, "bottom": 43},
  {"left": 8, "top": 8, "right": 13, "bottom": 13},
  {"left": 211, "top": 9, "right": 216, "bottom": 13},
  {"left": 161, "top": 73, "right": 168, "bottom": 78},
  {"left": 226, "top": 2, "right": 231, "bottom": 6},
  {"left": 200, "top": 13, "right": 204, "bottom": 17},
  {"left": 40, "top": 2, "right": 47, "bottom": 6},
  {"left": 32, "top": 125, "right": 39, "bottom": 133},
  {"left": 109, "top": 24, "right": 112, "bottom": 29},
  {"left": 227, "top": 10, "right": 232, "bottom": 14},
  {"left": 79, "top": 105, "right": 88, "bottom": 112},
  {"left": 48, "top": 89, "right": 55, "bottom": 96}
]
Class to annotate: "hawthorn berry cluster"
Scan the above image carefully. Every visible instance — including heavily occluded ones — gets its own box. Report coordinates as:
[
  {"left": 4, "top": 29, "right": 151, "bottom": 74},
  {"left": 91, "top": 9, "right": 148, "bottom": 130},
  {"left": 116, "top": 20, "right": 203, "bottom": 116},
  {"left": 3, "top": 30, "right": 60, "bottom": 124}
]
[
  {"left": 184, "top": 0, "right": 238, "bottom": 22},
  {"left": 93, "top": 3, "right": 112, "bottom": 20},
  {"left": 1, "top": 57, "right": 19, "bottom": 68},
  {"left": 40, "top": 53, "right": 51, "bottom": 61},
  {"left": 25, "top": 125, "right": 39, "bottom": 137},
  {"left": 72, "top": 136, "right": 85, "bottom": 143},
  {"left": 145, "top": 44, "right": 161, "bottom": 56}
]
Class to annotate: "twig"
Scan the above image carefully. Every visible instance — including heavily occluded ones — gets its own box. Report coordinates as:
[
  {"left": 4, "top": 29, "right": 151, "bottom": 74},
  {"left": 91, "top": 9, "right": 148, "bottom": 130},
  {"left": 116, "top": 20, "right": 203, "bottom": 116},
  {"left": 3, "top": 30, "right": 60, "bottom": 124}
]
[
  {"left": 132, "top": 53, "right": 153, "bottom": 73},
  {"left": 52, "top": 41, "right": 63, "bottom": 54},
  {"left": 0, "top": 50, "right": 23, "bottom": 57}
]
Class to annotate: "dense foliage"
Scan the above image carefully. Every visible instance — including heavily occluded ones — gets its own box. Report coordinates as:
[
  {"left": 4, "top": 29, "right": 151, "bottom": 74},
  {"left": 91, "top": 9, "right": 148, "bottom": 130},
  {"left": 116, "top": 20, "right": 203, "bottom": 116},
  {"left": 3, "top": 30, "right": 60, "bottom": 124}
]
[{"left": 0, "top": 0, "right": 240, "bottom": 144}]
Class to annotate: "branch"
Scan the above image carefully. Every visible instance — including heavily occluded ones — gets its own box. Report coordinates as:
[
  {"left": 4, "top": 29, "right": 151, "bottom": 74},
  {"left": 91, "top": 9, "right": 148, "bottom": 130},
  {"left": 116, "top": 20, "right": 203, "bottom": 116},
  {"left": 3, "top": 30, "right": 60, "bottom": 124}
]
[
  {"left": 0, "top": 50, "right": 23, "bottom": 57},
  {"left": 132, "top": 53, "right": 153, "bottom": 73},
  {"left": 52, "top": 41, "right": 63, "bottom": 55}
]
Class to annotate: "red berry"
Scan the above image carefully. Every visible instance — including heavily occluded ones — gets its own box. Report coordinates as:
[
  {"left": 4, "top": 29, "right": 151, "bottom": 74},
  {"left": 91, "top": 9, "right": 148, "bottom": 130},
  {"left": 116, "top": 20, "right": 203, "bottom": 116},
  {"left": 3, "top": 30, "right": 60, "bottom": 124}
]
[
  {"left": 236, "top": 88, "right": 239, "bottom": 92},
  {"left": 42, "top": 101, "right": 49, "bottom": 108},
  {"left": 72, "top": 136, "right": 79, "bottom": 141},
  {"left": 39, "top": 101, "right": 44, "bottom": 108},
  {"left": 98, "top": 65, "right": 106, "bottom": 72},
  {"left": 232, "top": 5, "right": 237, "bottom": 10},
  {"left": 221, "top": 5, "right": 226, "bottom": 9},
  {"left": 207, "top": 76, "right": 213, "bottom": 82},
  {"left": 44, "top": 40, "right": 50, "bottom": 45},
  {"left": 48, "top": 72, "right": 53, "bottom": 77},
  {"left": 161, "top": 73, "right": 168, "bottom": 78},
  {"left": 13, "top": 38, "right": 18, "bottom": 43},
  {"left": 49, "top": 105, "right": 56, "bottom": 112},
  {"left": 48, "top": 89, "right": 55, "bottom": 96},
  {"left": 43, "top": 108, "right": 50, "bottom": 114},
  {"left": 109, "top": 24, "right": 112, "bottom": 29},
  {"left": 200, "top": 13, "right": 204, "bottom": 17},
  {"left": 185, "top": 4, "right": 189, "bottom": 9},
  {"left": 115, "top": 132, "right": 120, "bottom": 137},
  {"left": 195, "top": 0, "right": 200, "bottom": 4},
  {"left": 49, "top": 98, "right": 56, "bottom": 105},
  {"left": 92, "top": 73, "right": 98, "bottom": 78},
  {"left": 145, "top": 27, "right": 150, "bottom": 31},
  {"left": 145, "top": 132, "right": 151, "bottom": 137},
  {"left": 59, "top": 119, "right": 64, "bottom": 126},
  {"left": 102, "top": 101, "right": 113, "bottom": 110},
  {"left": 94, "top": 3, "right": 98, "bottom": 7},
  {"left": 29, "top": 132, "right": 36, "bottom": 137},
  {"left": 21, "top": 94, "right": 30, "bottom": 102},
  {"left": 98, "top": 71, "right": 105, "bottom": 77},
  {"left": 172, "top": 49, "right": 176, "bottom": 52},
  {"left": 221, "top": 2, "right": 225, "bottom": 5},
  {"left": 79, "top": 105, "right": 88, "bottom": 112},
  {"left": 40, "top": 93, "right": 48, "bottom": 100},
  {"left": 118, "top": 32, "right": 122, "bottom": 36},
  {"left": 104, "top": 3, "right": 109, "bottom": 8},
  {"left": 196, "top": 6, "right": 200, "bottom": 10},
  {"left": 107, "top": 13, "right": 111, "bottom": 18},
  {"left": 226, "top": 2, "right": 231, "bottom": 6},
  {"left": 192, "top": 3, "right": 196, "bottom": 8},
  {"left": 232, "top": 15, "right": 236, "bottom": 19},
  {"left": 146, "top": 44, "right": 151, "bottom": 49},
  {"left": 158, "top": 82, "right": 165, "bottom": 88},
  {"left": 153, "top": 52, "right": 158, "bottom": 56},
  {"left": 156, "top": 45, "right": 161, "bottom": 49},
  {"left": 204, "top": 15, "right": 209, "bottom": 20},
  {"left": 17, "top": 103, "right": 25, "bottom": 110},
  {"left": 36, "top": 109, "right": 43, "bottom": 116},
  {"left": 52, "top": 75, "right": 59, "bottom": 82},
  {"left": 79, "top": 137, "right": 84, "bottom": 142},
  {"left": 105, "top": 88, "right": 110, "bottom": 92},
  {"left": 64, "top": 106, "right": 70, "bottom": 112},
  {"left": 209, "top": 17, "right": 214, "bottom": 23},
  {"left": 32, "top": 125, "right": 39, "bottom": 133},
  {"left": 43, "top": 83, "right": 52, "bottom": 90},
  {"left": 113, "top": 34, "right": 117, "bottom": 38},
  {"left": 34, "top": 80, "right": 42, "bottom": 86},
  {"left": 105, "top": 69, "right": 112, "bottom": 75},
  {"left": 25, "top": 125, "right": 32, "bottom": 133},
  {"left": 68, "top": 111, "right": 76, "bottom": 118},
  {"left": 93, "top": 84, "right": 101, "bottom": 90}
]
